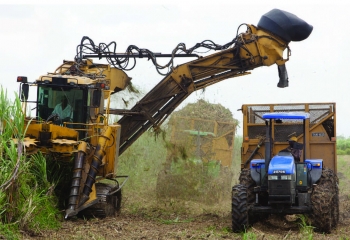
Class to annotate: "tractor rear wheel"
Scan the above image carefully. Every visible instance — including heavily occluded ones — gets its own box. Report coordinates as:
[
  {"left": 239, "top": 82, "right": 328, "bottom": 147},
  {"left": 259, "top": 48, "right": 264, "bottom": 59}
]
[
  {"left": 239, "top": 169, "right": 255, "bottom": 204},
  {"left": 331, "top": 171, "right": 339, "bottom": 228},
  {"left": 310, "top": 168, "right": 338, "bottom": 233},
  {"left": 232, "top": 184, "right": 249, "bottom": 233}
]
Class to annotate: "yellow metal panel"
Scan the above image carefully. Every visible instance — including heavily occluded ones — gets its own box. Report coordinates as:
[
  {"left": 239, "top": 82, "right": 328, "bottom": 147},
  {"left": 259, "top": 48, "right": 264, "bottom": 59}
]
[{"left": 98, "top": 124, "right": 121, "bottom": 178}]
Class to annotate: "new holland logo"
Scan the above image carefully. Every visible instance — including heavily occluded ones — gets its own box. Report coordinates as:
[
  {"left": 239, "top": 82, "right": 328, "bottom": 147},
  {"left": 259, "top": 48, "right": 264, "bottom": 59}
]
[{"left": 273, "top": 170, "right": 286, "bottom": 174}]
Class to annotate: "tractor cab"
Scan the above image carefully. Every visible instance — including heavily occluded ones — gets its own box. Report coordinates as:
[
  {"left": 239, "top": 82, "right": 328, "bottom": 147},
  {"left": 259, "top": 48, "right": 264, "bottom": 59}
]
[
  {"left": 262, "top": 112, "right": 309, "bottom": 163},
  {"left": 249, "top": 112, "right": 323, "bottom": 207},
  {"left": 233, "top": 103, "right": 338, "bottom": 233}
]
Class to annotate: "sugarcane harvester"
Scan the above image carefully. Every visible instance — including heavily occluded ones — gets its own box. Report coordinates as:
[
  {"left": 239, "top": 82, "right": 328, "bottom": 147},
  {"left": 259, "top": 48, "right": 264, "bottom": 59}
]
[{"left": 17, "top": 9, "right": 312, "bottom": 219}]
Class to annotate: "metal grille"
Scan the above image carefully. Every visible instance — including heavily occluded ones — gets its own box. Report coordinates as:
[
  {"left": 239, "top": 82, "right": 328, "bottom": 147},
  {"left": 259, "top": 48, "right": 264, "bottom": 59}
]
[
  {"left": 171, "top": 117, "right": 236, "bottom": 136},
  {"left": 322, "top": 119, "right": 335, "bottom": 139},
  {"left": 274, "top": 105, "right": 306, "bottom": 124},
  {"left": 274, "top": 124, "right": 304, "bottom": 142},
  {"left": 168, "top": 116, "right": 237, "bottom": 164},
  {"left": 171, "top": 117, "right": 236, "bottom": 145},
  {"left": 309, "top": 104, "right": 333, "bottom": 124},
  {"left": 247, "top": 106, "right": 270, "bottom": 124},
  {"left": 248, "top": 125, "right": 266, "bottom": 139},
  {"left": 274, "top": 104, "right": 305, "bottom": 111},
  {"left": 246, "top": 103, "right": 335, "bottom": 141}
]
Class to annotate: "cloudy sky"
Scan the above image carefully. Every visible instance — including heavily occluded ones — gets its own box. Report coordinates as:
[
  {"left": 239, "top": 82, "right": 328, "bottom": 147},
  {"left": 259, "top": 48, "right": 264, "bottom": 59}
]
[{"left": 0, "top": 1, "right": 349, "bottom": 136}]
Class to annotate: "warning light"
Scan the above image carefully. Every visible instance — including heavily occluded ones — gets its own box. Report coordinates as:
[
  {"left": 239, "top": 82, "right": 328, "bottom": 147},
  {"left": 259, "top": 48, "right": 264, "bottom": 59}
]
[
  {"left": 97, "top": 82, "right": 106, "bottom": 89},
  {"left": 17, "top": 76, "right": 28, "bottom": 83}
]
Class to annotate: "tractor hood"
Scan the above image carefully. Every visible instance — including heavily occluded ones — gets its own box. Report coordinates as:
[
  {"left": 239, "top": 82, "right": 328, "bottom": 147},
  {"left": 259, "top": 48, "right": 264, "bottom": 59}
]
[
  {"left": 258, "top": 9, "right": 313, "bottom": 43},
  {"left": 268, "top": 155, "right": 295, "bottom": 175}
]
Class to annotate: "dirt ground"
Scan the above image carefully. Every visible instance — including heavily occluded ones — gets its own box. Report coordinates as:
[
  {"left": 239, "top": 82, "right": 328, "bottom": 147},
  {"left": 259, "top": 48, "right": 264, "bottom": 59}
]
[
  {"left": 21, "top": 205, "right": 350, "bottom": 240},
  {"left": 21, "top": 157, "right": 350, "bottom": 240}
]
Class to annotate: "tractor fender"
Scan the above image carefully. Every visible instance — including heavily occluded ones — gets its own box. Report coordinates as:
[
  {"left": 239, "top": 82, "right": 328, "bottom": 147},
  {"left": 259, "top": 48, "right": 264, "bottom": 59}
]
[
  {"left": 305, "top": 159, "right": 323, "bottom": 184},
  {"left": 250, "top": 159, "right": 265, "bottom": 185}
]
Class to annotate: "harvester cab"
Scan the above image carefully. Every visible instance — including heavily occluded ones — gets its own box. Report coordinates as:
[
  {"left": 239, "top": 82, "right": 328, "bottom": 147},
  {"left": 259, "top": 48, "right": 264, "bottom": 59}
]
[{"left": 232, "top": 107, "right": 339, "bottom": 233}]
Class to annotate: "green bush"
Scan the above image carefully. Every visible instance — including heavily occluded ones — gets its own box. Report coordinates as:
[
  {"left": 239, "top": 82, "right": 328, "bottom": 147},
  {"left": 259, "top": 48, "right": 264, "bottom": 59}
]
[
  {"left": 0, "top": 87, "right": 60, "bottom": 239},
  {"left": 337, "top": 136, "right": 350, "bottom": 155}
]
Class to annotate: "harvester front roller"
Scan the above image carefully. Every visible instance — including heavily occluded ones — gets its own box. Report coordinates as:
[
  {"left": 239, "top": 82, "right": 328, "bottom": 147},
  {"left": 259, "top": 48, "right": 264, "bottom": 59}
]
[{"left": 65, "top": 126, "right": 126, "bottom": 219}]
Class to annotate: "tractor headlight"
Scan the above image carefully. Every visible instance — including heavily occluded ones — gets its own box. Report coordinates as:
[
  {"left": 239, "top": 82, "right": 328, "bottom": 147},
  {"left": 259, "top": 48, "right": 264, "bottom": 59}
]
[
  {"left": 268, "top": 175, "right": 278, "bottom": 180},
  {"left": 281, "top": 175, "right": 292, "bottom": 180}
]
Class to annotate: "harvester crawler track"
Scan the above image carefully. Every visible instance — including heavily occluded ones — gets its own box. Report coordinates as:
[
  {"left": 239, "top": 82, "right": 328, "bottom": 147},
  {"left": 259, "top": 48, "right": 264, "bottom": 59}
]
[{"left": 78, "top": 183, "right": 122, "bottom": 218}]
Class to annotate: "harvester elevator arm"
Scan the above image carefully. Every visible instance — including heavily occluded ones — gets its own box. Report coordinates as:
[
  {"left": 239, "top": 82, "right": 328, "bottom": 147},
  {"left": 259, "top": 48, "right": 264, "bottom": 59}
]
[
  {"left": 90, "top": 9, "right": 313, "bottom": 155},
  {"left": 116, "top": 25, "right": 285, "bottom": 154},
  {"left": 117, "top": 16, "right": 312, "bottom": 155}
]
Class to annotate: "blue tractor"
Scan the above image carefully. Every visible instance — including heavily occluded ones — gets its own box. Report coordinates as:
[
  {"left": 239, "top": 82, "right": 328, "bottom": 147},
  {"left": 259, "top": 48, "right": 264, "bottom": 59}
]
[{"left": 231, "top": 112, "right": 339, "bottom": 233}]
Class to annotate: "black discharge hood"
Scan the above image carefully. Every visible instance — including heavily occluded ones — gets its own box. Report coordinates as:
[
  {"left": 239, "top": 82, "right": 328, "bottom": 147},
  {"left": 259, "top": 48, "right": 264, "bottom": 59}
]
[{"left": 258, "top": 9, "right": 313, "bottom": 42}]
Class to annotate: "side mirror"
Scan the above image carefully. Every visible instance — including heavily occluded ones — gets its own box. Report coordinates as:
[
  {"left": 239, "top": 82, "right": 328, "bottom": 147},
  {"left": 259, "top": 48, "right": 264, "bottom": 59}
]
[
  {"left": 20, "top": 83, "right": 29, "bottom": 101},
  {"left": 92, "top": 89, "right": 101, "bottom": 107}
]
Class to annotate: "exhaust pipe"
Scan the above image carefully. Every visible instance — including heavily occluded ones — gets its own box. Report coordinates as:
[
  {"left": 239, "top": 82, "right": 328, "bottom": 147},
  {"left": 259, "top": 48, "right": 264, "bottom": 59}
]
[{"left": 277, "top": 64, "right": 289, "bottom": 88}]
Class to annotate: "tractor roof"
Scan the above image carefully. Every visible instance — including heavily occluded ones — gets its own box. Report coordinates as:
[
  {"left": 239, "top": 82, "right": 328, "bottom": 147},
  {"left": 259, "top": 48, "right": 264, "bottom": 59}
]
[{"left": 262, "top": 112, "right": 310, "bottom": 120}]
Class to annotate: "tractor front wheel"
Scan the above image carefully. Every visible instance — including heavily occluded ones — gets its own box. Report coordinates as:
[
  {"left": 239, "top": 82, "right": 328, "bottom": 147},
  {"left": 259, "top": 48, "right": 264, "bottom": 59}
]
[{"left": 239, "top": 169, "right": 269, "bottom": 224}]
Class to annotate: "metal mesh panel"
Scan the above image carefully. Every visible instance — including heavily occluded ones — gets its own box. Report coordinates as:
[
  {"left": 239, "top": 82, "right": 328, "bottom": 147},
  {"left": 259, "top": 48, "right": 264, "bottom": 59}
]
[
  {"left": 171, "top": 117, "right": 235, "bottom": 136},
  {"left": 248, "top": 125, "right": 266, "bottom": 139},
  {"left": 246, "top": 103, "right": 334, "bottom": 141},
  {"left": 172, "top": 117, "right": 192, "bottom": 132},
  {"left": 247, "top": 106, "right": 270, "bottom": 124},
  {"left": 170, "top": 117, "right": 236, "bottom": 145},
  {"left": 274, "top": 124, "right": 304, "bottom": 142},
  {"left": 169, "top": 116, "right": 236, "bottom": 164},
  {"left": 193, "top": 119, "right": 215, "bottom": 133},
  {"left": 273, "top": 104, "right": 305, "bottom": 124},
  {"left": 274, "top": 104, "right": 305, "bottom": 111},
  {"left": 309, "top": 104, "right": 333, "bottom": 124},
  {"left": 322, "top": 119, "right": 335, "bottom": 140}
]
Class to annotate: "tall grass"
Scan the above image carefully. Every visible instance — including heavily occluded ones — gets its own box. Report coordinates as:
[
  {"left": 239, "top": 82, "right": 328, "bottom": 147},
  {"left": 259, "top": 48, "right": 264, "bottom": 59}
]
[
  {"left": 337, "top": 155, "right": 350, "bottom": 200},
  {"left": 337, "top": 136, "right": 350, "bottom": 155},
  {"left": 297, "top": 214, "right": 314, "bottom": 239},
  {"left": 117, "top": 131, "right": 168, "bottom": 194},
  {"left": 232, "top": 135, "right": 242, "bottom": 185},
  {"left": 0, "top": 87, "right": 60, "bottom": 239}
]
